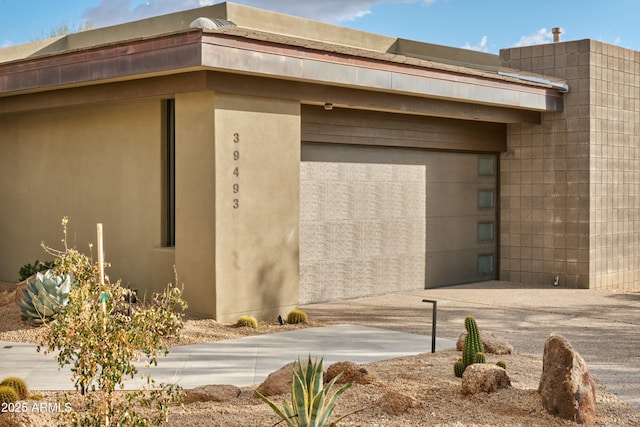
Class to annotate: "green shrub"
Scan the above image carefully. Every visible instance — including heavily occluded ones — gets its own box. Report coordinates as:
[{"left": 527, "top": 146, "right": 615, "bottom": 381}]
[
  {"left": 37, "top": 217, "right": 187, "bottom": 426},
  {"left": 0, "top": 377, "right": 28, "bottom": 400},
  {"left": 286, "top": 309, "right": 308, "bottom": 324},
  {"left": 0, "top": 385, "right": 18, "bottom": 405},
  {"left": 257, "top": 357, "right": 362, "bottom": 426},
  {"left": 236, "top": 315, "right": 258, "bottom": 328}
]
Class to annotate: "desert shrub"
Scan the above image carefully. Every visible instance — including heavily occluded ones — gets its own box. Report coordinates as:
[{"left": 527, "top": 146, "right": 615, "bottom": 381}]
[
  {"left": 236, "top": 315, "right": 258, "bottom": 328},
  {"left": 37, "top": 217, "right": 187, "bottom": 426},
  {"left": 286, "top": 309, "right": 308, "bottom": 324},
  {"left": 0, "top": 377, "right": 28, "bottom": 400}
]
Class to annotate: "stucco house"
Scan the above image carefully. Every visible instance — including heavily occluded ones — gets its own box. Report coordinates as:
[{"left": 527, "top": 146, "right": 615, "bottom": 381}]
[{"left": 1, "top": 3, "right": 638, "bottom": 321}]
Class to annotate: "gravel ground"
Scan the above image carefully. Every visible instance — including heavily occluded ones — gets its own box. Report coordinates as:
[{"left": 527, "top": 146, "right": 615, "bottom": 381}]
[{"left": 1, "top": 281, "right": 640, "bottom": 426}]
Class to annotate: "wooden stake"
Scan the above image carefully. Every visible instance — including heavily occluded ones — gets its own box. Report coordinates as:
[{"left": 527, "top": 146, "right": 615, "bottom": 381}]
[{"left": 97, "top": 223, "right": 105, "bottom": 285}]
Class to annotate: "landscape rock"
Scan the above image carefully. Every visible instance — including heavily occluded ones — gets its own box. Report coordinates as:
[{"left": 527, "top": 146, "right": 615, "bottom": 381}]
[
  {"left": 255, "top": 362, "right": 296, "bottom": 397},
  {"left": 375, "top": 387, "right": 421, "bottom": 415},
  {"left": 184, "top": 384, "right": 241, "bottom": 404},
  {"left": 456, "top": 330, "right": 513, "bottom": 355},
  {"left": 538, "top": 334, "right": 596, "bottom": 424},
  {"left": 460, "top": 363, "right": 511, "bottom": 395},
  {"left": 326, "top": 361, "right": 375, "bottom": 385}
]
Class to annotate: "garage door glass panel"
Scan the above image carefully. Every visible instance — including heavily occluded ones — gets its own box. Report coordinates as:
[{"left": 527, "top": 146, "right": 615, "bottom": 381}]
[{"left": 477, "top": 190, "right": 495, "bottom": 209}]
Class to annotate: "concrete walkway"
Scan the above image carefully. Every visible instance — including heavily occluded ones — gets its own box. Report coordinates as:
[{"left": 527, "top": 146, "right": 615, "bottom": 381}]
[
  {"left": 302, "top": 281, "right": 640, "bottom": 409},
  {"left": 0, "top": 325, "right": 455, "bottom": 391}
]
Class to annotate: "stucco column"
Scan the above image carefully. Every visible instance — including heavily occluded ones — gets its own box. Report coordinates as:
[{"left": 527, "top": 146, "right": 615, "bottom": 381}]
[
  {"left": 214, "top": 94, "right": 300, "bottom": 323},
  {"left": 175, "top": 91, "right": 217, "bottom": 316},
  {"left": 215, "top": 94, "right": 300, "bottom": 321}
]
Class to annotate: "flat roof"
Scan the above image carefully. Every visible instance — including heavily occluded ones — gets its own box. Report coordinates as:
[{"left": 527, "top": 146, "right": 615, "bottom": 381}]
[{"left": 0, "top": 2, "right": 565, "bottom": 114}]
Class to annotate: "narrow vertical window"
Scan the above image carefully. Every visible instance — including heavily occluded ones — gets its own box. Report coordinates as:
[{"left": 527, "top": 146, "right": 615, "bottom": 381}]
[{"left": 165, "top": 99, "right": 176, "bottom": 247}]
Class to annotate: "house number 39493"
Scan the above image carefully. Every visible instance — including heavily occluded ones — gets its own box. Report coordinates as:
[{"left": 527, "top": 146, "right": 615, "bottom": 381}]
[{"left": 232, "top": 133, "right": 240, "bottom": 209}]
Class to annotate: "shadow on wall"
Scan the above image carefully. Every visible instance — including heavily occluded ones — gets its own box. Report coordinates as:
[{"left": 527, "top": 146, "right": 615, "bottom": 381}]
[{"left": 253, "top": 244, "right": 299, "bottom": 321}]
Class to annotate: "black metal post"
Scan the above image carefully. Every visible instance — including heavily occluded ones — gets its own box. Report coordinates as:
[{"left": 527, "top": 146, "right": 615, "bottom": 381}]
[{"left": 422, "top": 299, "right": 437, "bottom": 353}]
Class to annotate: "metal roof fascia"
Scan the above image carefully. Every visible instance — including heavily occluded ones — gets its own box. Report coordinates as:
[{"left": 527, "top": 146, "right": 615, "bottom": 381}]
[{"left": 200, "top": 40, "right": 563, "bottom": 112}]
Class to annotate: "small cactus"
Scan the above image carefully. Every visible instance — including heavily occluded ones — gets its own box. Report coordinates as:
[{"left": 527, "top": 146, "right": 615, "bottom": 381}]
[
  {"left": 454, "top": 359, "right": 465, "bottom": 378},
  {"left": 454, "top": 315, "right": 486, "bottom": 377},
  {"left": 496, "top": 360, "right": 507, "bottom": 370},
  {"left": 236, "top": 315, "right": 258, "bottom": 328},
  {"left": 286, "top": 309, "right": 308, "bottom": 324},
  {"left": 0, "top": 377, "right": 28, "bottom": 400},
  {"left": 0, "top": 385, "right": 18, "bottom": 405},
  {"left": 473, "top": 352, "right": 486, "bottom": 364},
  {"left": 462, "top": 315, "right": 484, "bottom": 367}
]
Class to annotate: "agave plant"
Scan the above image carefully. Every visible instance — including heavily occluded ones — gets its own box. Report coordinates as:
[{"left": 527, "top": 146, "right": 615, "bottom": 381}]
[
  {"left": 19, "top": 269, "right": 73, "bottom": 325},
  {"left": 257, "top": 357, "right": 362, "bottom": 427}
]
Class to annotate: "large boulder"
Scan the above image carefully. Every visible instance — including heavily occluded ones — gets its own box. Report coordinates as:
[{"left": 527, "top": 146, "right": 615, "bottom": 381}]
[
  {"left": 326, "top": 361, "right": 375, "bottom": 385},
  {"left": 538, "top": 334, "right": 596, "bottom": 424},
  {"left": 456, "top": 330, "right": 513, "bottom": 355},
  {"left": 255, "top": 362, "right": 296, "bottom": 397},
  {"left": 460, "top": 363, "right": 511, "bottom": 395}
]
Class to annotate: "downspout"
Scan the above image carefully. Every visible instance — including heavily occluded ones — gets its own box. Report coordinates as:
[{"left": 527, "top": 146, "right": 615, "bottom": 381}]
[{"left": 497, "top": 70, "right": 570, "bottom": 93}]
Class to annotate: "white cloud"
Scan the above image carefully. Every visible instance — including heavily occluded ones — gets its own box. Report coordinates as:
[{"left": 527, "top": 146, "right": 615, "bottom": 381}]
[
  {"left": 1, "top": 40, "right": 12, "bottom": 48},
  {"left": 514, "top": 28, "right": 553, "bottom": 47},
  {"left": 462, "top": 35, "right": 488, "bottom": 52},
  {"left": 82, "top": 0, "right": 432, "bottom": 28}
]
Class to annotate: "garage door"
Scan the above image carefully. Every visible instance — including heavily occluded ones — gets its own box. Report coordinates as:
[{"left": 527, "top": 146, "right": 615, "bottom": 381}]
[
  {"left": 299, "top": 106, "right": 500, "bottom": 304},
  {"left": 300, "top": 143, "right": 497, "bottom": 304}
]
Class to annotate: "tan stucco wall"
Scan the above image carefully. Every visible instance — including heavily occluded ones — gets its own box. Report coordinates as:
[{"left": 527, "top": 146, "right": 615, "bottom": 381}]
[
  {"left": 0, "top": 99, "right": 172, "bottom": 291},
  {"left": 213, "top": 93, "right": 300, "bottom": 322}
]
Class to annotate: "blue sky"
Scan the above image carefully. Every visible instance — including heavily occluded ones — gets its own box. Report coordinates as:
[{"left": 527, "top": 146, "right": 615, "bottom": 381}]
[{"left": 1, "top": 0, "right": 638, "bottom": 54}]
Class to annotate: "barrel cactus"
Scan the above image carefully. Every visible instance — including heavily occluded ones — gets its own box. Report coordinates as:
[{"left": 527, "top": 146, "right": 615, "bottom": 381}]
[
  {"left": 236, "top": 315, "right": 258, "bottom": 328},
  {"left": 286, "top": 309, "right": 308, "bottom": 324},
  {"left": 0, "top": 385, "right": 18, "bottom": 405},
  {"left": 19, "top": 269, "right": 73, "bottom": 325},
  {"left": 0, "top": 377, "right": 28, "bottom": 400}
]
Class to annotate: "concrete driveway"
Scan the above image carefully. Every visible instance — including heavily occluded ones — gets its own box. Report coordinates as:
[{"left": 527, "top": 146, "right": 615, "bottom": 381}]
[{"left": 301, "top": 281, "right": 640, "bottom": 409}]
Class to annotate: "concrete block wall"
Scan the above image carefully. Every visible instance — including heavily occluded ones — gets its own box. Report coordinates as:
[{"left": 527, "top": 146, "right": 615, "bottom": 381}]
[
  {"left": 589, "top": 42, "right": 640, "bottom": 290},
  {"left": 500, "top": 40, "right": 640, "bottom": 290}
]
